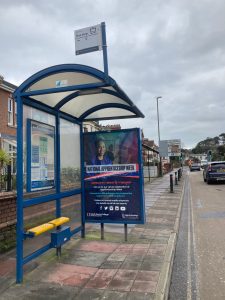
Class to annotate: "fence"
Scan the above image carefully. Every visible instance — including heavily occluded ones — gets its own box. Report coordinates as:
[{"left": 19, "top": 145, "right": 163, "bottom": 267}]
[
  {"left": 0, "top": 164, "right": 16, "bottom": 192},
  {"left": 143, "top": 166, "right": 158, "bottom": 178}
]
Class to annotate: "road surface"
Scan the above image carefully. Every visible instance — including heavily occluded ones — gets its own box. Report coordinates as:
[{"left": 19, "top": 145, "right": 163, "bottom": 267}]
[{"left": 169, "top": 168, "right": 225, "bottom": 300}]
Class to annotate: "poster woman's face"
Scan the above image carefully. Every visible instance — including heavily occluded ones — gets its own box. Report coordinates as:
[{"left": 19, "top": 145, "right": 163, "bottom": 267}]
[{"left": 97, "top": 141, "right": 106, "bottom": 157}]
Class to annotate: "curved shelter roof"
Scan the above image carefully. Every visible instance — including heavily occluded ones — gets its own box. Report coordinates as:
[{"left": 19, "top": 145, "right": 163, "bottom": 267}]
[{"left": 14, "top": 64, "right": 144, "bottom": 122}]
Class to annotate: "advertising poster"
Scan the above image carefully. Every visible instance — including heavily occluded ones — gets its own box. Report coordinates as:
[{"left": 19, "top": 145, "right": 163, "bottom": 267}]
[
  {"left": 27, "top": 120, "right": 55, "bottom": 191},
  {"left": 83, "top": 128, "right": 145, "bottom": 224},
  {"left": 159, "top": 139, "right": 181, "bottom": 157},
  {"left": 167, "top": 139, "right": 181, "bottom": 157}
]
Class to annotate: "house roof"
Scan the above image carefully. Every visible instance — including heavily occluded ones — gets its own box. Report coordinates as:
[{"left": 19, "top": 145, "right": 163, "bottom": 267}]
[
  {"left": 0, "top": 76, "right": 17, "bottom": 93},
  {"left": 143, "top": 139, "right": 156, "bottom": 148},
  {"left": 3, "top": 80, "right": 17, "bottom": 90},
  {"left": 142, "top": 143, "right": 159, "bottom": 154}
]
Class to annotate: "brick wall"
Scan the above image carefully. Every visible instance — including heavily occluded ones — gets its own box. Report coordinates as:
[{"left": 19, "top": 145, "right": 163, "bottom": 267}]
[
  {"left": 0, "top": 89, "right": 16, "bottom": 136},
  {"left": 0, "top": 192, "right": 81, "bottom": 253},
  {"left": 0, "top": 193, "right": 17, "bottom": 253}
]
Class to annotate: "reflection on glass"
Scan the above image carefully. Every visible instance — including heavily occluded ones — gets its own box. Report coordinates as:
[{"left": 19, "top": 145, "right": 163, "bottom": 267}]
[{"left": 60, "top": 119, "right": 81, "bottom": 191}]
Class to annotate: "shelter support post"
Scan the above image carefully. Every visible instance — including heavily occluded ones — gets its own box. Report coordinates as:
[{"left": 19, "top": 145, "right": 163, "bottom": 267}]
[
  {"left": 56, "top": 113, "right": 62, "bottom": 256},
  {"left": 124, "top": 224, "right": 128, "bottom": 242},
  {"left": 80, "top": 123, "right": 86, "bottom": 238},
  {"left": 16, "top": 94, "right": 24, "bottom": 283},
  {"left": 101, "top": 223, "right": 104, "bottom": 240},
  {"left": 101, "top": 22, "right": 109, "bottom": 77}
]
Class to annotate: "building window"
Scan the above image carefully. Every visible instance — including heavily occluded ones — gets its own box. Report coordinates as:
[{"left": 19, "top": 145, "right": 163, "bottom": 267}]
[
  {"left": 14, "top": 101, "right": 17, "bottom": 126},
  {"left": 8, "top": 98, "right": 13, "bottom": 125}
]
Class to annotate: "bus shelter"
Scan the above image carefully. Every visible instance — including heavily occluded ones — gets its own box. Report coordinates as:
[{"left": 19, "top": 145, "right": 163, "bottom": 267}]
[{"left": 14, "top": 64, "right": 144, "bottom": 283}]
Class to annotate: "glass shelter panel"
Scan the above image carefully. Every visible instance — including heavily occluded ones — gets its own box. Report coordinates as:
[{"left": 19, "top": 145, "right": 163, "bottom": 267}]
[
  {"left": 23, "top": 202, "right": 56, "bottom": 257},
  {"left": 61, "top": 195, "right": 81, "bottom": 231},
  {"left": 60, "top": 119, "right": 81, "bottom": 191}
]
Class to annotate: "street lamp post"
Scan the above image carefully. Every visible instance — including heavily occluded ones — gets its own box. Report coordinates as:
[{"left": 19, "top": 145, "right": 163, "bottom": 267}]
[{"left": 156, "top": 96, "right": 162, "bottom": 176}]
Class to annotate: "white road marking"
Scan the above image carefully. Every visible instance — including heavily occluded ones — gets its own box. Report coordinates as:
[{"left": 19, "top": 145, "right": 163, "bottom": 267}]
[
  {"left": 187, "top": 173, "right": 200, "bottom": 300},
  {"left": 190, "top": 180, "right": 200, "bottom": 300},
  {"left": 196, "top": 198, "right": 203, "bottom": 209},
  {"left": 187, "top": 178, "right": 192, "bottom": 300}
]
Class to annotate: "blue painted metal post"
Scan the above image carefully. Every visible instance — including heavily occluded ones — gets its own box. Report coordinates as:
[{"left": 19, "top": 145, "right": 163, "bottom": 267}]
[
  {"left": 15, "top": 94, "right": 24, "bottom": 283},
  {"left": 26, "top": 119, "right": 31, "bottom": 192},
  {"left": 55, "top": 113, "right": 61, "bottom": 256},
  {"left": 138, "top": 128, "right": 145, "bottom": 224},
  {"left": 56, "top": 113, "right": 61, "bottom": 217},
  {"left": 80, "top": 123, "right": 85, "bottom": 238},
  {"left": 101, "top": 22, "right": 109, "bottom": 77}
]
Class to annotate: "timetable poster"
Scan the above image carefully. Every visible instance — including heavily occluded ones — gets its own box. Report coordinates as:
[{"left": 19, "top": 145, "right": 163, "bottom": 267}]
[{"left": 27, "top": 120, "right": 55, "bottom": 191}]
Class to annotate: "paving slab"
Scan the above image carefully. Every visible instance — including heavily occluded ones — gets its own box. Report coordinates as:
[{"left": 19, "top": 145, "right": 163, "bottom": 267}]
[{"left": 0, "top": 170, "right": 184, "bottom": 300}]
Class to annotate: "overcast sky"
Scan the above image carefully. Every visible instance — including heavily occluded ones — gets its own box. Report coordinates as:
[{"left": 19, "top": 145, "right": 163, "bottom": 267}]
[{"left": 1, "top": 0, "right": 225, "bottom": 148}]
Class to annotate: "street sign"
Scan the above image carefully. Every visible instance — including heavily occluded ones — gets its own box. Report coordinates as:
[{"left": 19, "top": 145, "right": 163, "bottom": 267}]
[
  {"left": 159, "top": 139, "right": 181, "bottom": 157},
  {"left": 159, "top": 140, "right": 169, "bottom": 157},
  {"left": 75, "top": 24, "right": 103, "bottom": 55}
]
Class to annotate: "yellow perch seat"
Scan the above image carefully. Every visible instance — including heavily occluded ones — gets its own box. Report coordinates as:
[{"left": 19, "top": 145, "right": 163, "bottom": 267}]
[
  {"left": 48, "top": 217, "right": 70, "bottom": 227},
  {"left": 26, "top": 217, "right": 70, "bottom": 237},
  {"left": 27, "top": 223, "right": 55, "bottom": 236}
]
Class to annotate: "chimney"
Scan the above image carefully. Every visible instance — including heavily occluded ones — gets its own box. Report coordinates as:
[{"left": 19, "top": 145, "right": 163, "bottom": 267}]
[{"left": 0, "top": 74, "right": 4, "bottom": 84}]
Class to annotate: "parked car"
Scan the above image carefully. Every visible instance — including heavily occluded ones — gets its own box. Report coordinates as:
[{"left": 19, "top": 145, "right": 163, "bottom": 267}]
[
  {"left": 200, "top": 160, "right": 208, "bottom": 169},
  {"left": 203, "top": 161, "right": 225, "bottom": 184},
  {"left": 190, "top": 163, "right": 201, "bottom": 171}
]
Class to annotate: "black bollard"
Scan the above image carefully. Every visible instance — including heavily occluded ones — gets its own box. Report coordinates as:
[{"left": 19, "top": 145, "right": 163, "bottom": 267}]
[
  {"left": 180, "top": 168, "right": 182, "bottom": 177},
  {"left": 170, "top": 174, "right": 174, "bottom": 193},
  {"left": 175, "top": 172, "right": 178, "bottom": 185},
  {"left": 178, "top": 169, "right": 181, "bottom": 181}
]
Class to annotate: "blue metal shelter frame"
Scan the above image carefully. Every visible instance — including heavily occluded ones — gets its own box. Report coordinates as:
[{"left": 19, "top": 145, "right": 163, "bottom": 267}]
[{"left": 14, "top": 63, "right": 144, "bottom": 283}]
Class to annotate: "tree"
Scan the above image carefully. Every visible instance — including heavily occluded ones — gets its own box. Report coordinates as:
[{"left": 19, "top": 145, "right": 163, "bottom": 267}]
[
  {"left": 216, "top": 145, "right": 225, "bottom": 161},
  {"left": 0, "top": 149, "right": 11, "bottom": 191},
  {"left": 217, "top": 145, "right": 225, "bottom": 156}
]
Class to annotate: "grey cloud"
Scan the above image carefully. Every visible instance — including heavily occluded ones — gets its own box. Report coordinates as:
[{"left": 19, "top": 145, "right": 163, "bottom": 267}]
[{"left": 1, "top": 0, "right": 225, "bottom": 148}]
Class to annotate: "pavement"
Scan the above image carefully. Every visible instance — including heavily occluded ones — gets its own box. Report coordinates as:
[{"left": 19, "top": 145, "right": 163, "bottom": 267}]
[{"left": 0, "top": 171, "right": 184, "bottom": 300}]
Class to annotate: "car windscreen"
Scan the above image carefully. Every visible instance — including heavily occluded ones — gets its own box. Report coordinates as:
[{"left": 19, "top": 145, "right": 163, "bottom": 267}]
[{"left": 211, "top": 163, "right": 225, "bottom": 171}]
